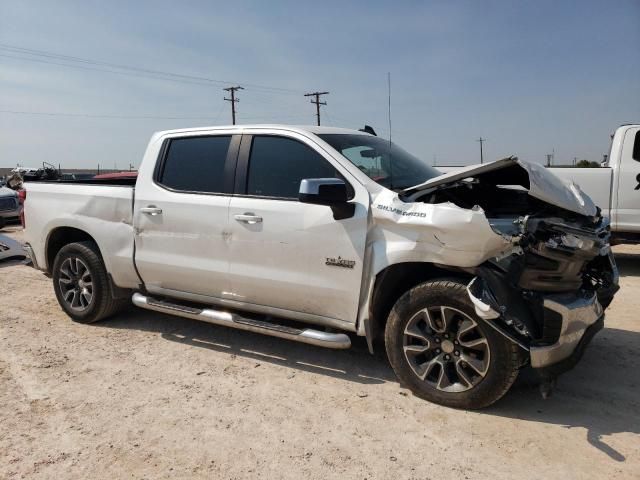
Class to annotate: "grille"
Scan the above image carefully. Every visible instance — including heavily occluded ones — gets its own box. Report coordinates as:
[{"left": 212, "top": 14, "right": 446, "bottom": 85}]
[{"left": 0, "top": 197, "right": 17, "bottom": 212}]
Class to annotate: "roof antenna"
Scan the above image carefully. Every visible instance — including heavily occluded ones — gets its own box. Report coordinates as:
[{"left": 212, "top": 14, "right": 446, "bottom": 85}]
[
  {"left": 388, "top": 72, "right": 394, "bottom": 190},
  {"left": 388, "top": 72, "right": 392, "bottom": 146},
  {"left": 359, "top": 125, "right": 377, "bottom": 135}
]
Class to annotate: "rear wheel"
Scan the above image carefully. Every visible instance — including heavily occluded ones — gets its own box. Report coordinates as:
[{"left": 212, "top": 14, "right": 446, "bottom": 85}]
[
  {"left": 385, "top": 279, "right": 521, "bottom": 409},
  {"left": 52, "top": 241, "right": 128, "bottom": 323}
]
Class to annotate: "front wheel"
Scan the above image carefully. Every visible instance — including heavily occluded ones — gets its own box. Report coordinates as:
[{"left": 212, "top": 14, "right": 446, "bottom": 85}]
[
  {"left": 385, "top": 279, "right": 521, "bottom": 409},
  {"left": 52, "top": 241, "right": 128, "bottom": 323}
]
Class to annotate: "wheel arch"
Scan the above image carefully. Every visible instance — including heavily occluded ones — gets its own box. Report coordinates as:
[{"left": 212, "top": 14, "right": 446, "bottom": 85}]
[
  {"left": 367, "top": 262, "right": 473, "bottom": 353},
  {"left": 46, "top": 227, "right": 102, "bottom": 273}
]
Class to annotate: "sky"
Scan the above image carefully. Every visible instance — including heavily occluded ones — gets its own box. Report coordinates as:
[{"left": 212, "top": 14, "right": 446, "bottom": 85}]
[{"left": 1, "top": 0, "right": 639, "bottom": 169}]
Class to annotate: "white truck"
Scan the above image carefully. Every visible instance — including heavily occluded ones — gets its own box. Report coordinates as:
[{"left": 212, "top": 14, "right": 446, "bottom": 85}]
[
  {"left": 23, "top": 125, "right": 619, "bottom": 409},
  {"left": 550, "top": 124, "right": 640, "bottom": 244}
]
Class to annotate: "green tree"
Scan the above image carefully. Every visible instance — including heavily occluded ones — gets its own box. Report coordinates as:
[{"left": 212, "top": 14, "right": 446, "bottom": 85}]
[{"left": 575, "top": 159, "right": 600, "bottom": 168}]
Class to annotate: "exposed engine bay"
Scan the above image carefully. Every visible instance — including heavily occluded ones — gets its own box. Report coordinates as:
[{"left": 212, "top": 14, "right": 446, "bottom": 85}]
[{"left": 402, "top": 157, "right": 620, "bottom": 385}]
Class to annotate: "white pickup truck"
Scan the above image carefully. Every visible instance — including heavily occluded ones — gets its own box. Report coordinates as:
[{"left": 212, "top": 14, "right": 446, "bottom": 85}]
[
  {"left": 23, "top": 125, "right": 619, "bottom": 409},
  {"left": 550, "top": 124, "right": 640, "bottom": 244}
]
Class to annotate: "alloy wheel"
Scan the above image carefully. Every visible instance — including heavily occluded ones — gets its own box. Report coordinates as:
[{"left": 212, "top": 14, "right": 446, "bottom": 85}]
[
  {"left": 402, "top": 306, "right": 491, "bottom": 392},
  {"left": 58, "top": 257, "right": 94, "bottom": 311}
]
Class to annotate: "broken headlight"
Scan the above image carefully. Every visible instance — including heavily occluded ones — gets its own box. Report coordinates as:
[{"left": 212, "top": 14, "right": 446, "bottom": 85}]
[{"left": 546, "top": 233, "right": 594, "bottom": 251}]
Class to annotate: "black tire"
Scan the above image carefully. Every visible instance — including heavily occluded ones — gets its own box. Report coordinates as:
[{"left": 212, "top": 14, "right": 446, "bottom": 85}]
[
  {"left": 52, "top": 241, "right": 128, "bottom": 324},
  {"left": 385, "top": 279, "right": 521, "bottom": 409}
]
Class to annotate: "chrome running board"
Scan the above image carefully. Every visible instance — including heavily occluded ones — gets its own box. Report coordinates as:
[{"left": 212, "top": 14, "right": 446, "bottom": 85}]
[{"left": 132, "top": 293, "right": 351, "bottom": 349}]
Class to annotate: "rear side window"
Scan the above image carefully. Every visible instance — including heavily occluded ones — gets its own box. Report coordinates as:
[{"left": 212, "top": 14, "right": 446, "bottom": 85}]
[
  {"left": 246, "top": 136, "right": 341, "bottom": 198},
  {"left": 158, "top": 136, "right": 231, "bottom": 193},
  {"left": 633, "top": 131, "right": 640, "bottom": 162}
]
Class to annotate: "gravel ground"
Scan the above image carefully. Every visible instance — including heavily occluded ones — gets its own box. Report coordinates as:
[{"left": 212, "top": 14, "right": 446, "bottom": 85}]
[{"left": 1, "top": 224, "right": 638, "bottom": 479}]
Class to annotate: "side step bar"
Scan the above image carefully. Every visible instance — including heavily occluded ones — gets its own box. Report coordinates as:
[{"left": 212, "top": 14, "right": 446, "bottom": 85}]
[{"left": 132, "top": 293, "right": 351, "bottom": 349}]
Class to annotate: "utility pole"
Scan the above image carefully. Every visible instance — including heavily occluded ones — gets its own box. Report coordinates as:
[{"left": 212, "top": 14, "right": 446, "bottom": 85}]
[
  {"left": 477, "top": 137, "right": 486, "bottom": 164},
  {"left": 223, "top": 86, "right": 243, "bottom": 125},
  {"left": 304, "top": 91, "right": 329, "bottom": 126}
]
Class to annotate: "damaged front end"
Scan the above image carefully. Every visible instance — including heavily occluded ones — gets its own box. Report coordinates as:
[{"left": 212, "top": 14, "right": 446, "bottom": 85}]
[
  {"left": 406, "top": 157, "right": 620, "bottom": 389},
  {"left": 468, "top": 215, "right": 617, "bottom": 380}
]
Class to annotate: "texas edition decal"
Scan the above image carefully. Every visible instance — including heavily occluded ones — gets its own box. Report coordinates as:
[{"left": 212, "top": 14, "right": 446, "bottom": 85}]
[{"left": 325, "top": 256, "right": 356, "bottom": 269}]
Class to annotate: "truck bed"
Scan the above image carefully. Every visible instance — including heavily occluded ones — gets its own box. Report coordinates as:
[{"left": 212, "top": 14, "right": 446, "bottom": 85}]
[
  {"left": 23, "top": 181, "right": 139, "bottom": 289},
  {"left": 546, "top": 167, "right": 613, "bottom": 217},
  {"left": 27, "top": 177, "right": 137, "bottom": 186}
]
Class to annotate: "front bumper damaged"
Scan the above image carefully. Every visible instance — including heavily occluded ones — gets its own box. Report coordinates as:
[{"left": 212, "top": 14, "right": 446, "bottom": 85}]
[
  {"left": 467, "top": 276, "right": 604, "bottom": 371},
  {"left": 530, "top": 292, "right": 602, "bottom": 369}
]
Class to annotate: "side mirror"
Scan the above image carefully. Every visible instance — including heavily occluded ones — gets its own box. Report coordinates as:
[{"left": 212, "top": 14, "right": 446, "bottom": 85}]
[
  {"left": 299, "top": 178, "right": 355, "bottom": 220},
  {"left": 299, "top": 178, "right": 348, "bottom": 206}
]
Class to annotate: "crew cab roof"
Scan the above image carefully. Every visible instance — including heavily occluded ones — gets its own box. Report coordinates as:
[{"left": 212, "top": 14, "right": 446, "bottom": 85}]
[{"left": 152, "top": 124, "right": 371, "bottom": 138}]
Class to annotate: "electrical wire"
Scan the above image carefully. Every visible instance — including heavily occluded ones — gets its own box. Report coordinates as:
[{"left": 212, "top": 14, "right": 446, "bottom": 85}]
[
  {"left": 0, "top": 109, "right": 220, "bottom": 120},
  {"left": 0, "top": 43, "right": 305, "bottom": 95},
  {"left": 0, "top": 44, "right": 344, "bottom": 125},
  {"left": 0, "top": 53, "right": 216, "bottom": 87},
  {"left": 0, "top": 108, "right": 311, "bottom": 124}
]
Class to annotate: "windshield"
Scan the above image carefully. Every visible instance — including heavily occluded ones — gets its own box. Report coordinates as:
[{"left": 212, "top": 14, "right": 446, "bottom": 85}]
[{"left": 318, "top": 134, "right": 441, "bottom": 190}]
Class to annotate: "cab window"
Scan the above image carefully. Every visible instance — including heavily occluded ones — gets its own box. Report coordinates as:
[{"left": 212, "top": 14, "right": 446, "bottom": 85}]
[{"left": 246, "top": 136, "right": 344, "bottom": 199}]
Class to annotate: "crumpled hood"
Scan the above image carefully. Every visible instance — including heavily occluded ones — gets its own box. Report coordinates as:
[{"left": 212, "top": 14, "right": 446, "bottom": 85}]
[{"left": 403, "top": 156, "right": 597, "bottom": 217}]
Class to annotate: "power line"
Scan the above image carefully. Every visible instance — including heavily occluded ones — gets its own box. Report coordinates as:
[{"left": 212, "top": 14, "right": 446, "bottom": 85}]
[
  {"left": 0, "top": 44, "right": 300, "bottom": 93},
  {"left": 322, "top": 108, "right": 333, "bottom": 126},
  {"left": 223, "top": 86, "right": 243, "bottom": 125},
  {"left": 0, "top": 109, "right": 325, "bottom": 127},
  {"left": 244, "top": 90, "right": 306, "bottom": 108},
  {"left": 0, "top": 109, "right": 219, "bottom": 120},
  {"left": 304, "top": 91, "right": 329, "bottom": 126},
  {"left": 0, "top": 43, "right": 303, "bottom": 95},
  {"left": 0, "top": 53, "right": 215, "bottom": 87},
  {"left": 0, "top": 44, "right": 352, "bottom": 127},
  {"left": 209, "top": 102, "right": 227, "bottom": 125},
  {"left": 476, "top": 137, "right": 486, "bottom": 164}
]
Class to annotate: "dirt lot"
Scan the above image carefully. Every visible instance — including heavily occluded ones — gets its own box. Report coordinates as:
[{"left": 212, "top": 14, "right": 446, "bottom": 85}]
[{"left": 1, "top": 224, "right": 638, "bottom": 479}]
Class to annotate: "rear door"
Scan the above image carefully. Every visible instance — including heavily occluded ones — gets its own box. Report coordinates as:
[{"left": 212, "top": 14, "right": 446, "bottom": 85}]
[
  {"left": 133, "top": 132, "right": 240, "bottom": 299},
  {"left": 227, "top": 132, "right": 369, "bottom": 326}
]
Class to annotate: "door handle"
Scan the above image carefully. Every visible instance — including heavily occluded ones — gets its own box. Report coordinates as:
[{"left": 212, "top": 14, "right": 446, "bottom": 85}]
[
  {"left": 234, "top": 213, "right": 263, "bottom": 224},
  {"left": 140, "top": 206, "right": 163, "bottom": 216}
]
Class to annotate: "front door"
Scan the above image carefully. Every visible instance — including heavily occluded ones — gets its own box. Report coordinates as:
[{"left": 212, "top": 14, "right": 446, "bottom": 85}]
[
  {"left": 227, "top": 133, "right": 369, "bottom": 326},
  {"left": 134, "top": 133, "right": 238, "bottom": 299}
]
